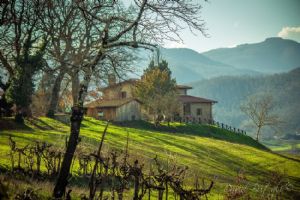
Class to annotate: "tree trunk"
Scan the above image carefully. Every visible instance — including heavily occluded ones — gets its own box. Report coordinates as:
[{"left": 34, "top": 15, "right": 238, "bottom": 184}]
[
  {"left": 53, "top": 105, "right": 84, "bottom": 198},
  {"left": 47, "top": 70, "right": 65, "bottom": 118},
  {"left": 15, "top": 106, "right": 24, "bottom": 124},
  {"left": 71, "top": 73, "right": 80, "bottom": 105},
  {"left": 53, "top": 52, "right": 102, "bottom": 199},
  {"left": 53, "top": 65, "right": 94, "bottom": 198},
  {"left": 165, "top": 182, "right": 168, "bottom": 200},
  {"left": 256, "top": 126, "right": 262, "bottom": 141},
  {"left": 133, "top": 174, "right": 139, "bottom": 200},
  {"left": 158, "top": 190, "right": 163, "bottom": 200}
]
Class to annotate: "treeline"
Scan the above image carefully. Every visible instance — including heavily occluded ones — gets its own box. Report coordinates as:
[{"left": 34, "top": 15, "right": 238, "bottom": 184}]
[{"left": 190, "top": 68, "right": 300, "bottom": 139}]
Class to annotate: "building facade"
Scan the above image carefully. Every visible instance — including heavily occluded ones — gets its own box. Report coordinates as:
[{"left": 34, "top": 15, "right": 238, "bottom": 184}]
[
  {"left": 176, "top": 85, "right": 217, "bottom": 123},
  {"left": 85, "top": 77, "right": 142, "bottom": 121},
  {"left": 85, "top": 78, "right": 217, "bottom": 123}
]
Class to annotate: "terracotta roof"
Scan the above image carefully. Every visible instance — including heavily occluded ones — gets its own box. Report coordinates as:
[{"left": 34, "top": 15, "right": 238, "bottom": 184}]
[
  {"left": 102, "top": 79, "right": 139, "bottom": 91},
  {"left": 84, "top": 98, "right": 104, "bottom": 108},
  {"left": 176, "top": 85, "right": 193, "bottom": 89},
  {"left": 178, "top": 95, "right": 217, "bottom": 103},
  {"left": 84, "top": 98, "right": 140, "bottom": 108}
]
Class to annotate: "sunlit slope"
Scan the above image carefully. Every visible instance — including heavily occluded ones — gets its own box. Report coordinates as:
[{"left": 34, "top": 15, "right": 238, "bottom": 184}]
[{"left": 0, "top": 117, "right": 299, "bottom": 194}]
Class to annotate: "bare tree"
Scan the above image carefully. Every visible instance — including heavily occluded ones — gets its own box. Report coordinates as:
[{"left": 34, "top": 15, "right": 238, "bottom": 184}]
[
  {"left": 40, "top": 1, "right": 137, "bottom": 117},
  {"left": 52, "top": 0, "right": 207, "bottom": 198},
  {"left": 240, "top": 94, "right": 281, "bottom": 141}
]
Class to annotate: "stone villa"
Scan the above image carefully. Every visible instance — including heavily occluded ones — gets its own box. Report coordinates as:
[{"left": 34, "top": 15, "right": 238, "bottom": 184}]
[{"left": 85, "top": 76, "right": 217, "bottom": 123}]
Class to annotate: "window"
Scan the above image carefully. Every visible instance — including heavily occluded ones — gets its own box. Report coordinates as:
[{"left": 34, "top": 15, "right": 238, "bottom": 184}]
[
  {"left": 98, "top": 111, "right": 104, "bottom": 117},
  {"left": 121, "top": 91, "right": 127, "bottom": 98},
  {"left": 183, "top": 103, "right": 191, "bottom": 115},
  {"left": 131, "top": 115, "right": 136, "bottom": 120},
  {"left": 197, "top": 108, "right": 202, "bottom": 116}
]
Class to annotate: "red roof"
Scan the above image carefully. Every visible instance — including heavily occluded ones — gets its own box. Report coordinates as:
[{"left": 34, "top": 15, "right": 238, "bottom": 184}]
[
  {"left": 84, "top": 98, "right": 141, "bottom": 108},
  {"left": 178, "top": 95, "right": 217, "bottom": 104}
]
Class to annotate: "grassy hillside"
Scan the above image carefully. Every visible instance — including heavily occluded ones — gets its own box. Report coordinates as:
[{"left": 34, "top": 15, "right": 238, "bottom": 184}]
[{"left": 0, "top": 117, "right": 300, "bottom": 199}]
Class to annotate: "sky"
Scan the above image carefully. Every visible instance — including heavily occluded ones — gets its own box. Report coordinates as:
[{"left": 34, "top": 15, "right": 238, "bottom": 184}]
[{"left": 163, "top": 0, "right": 300, "bottom": 53}]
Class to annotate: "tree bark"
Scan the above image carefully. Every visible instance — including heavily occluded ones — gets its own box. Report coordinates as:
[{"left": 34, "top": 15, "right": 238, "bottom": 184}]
[
  {"left": 15, "top": 106, "right": 24, "bottom": 124},
  {"left": 47, "top": 70, "right": 65, "bottom": 118},
  {"left": 53, "top": 105, "right": 84, "bottom": 198},
  {"left": 15, "top": 105, "right": 32, "bottom": 123},
  {"left": 53, "top": 64, "right": 95, "bottom": 198},
  {"left": 71, "top": 73, "right": 80, "bottom": 105},
  {"left": 256, "top": 126, "right": 262, "bottom": 141},
  {"left": 53, "top": 48, "right": 103, "bottom": 198}
]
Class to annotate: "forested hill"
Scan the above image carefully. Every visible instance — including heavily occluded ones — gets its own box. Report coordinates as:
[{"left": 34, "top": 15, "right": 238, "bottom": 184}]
[
  {"left": 189, "top": 68, "right": 300, "bottom": 138},
  {"left": 203, "top": 37, "right": 300, "bottom": 74}
]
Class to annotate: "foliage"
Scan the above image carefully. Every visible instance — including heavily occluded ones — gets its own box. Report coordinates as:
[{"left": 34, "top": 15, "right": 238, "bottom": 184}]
[
  {"left": 5, "top": 41, "right": 47, "bottom": 122},
  {"left": 145, "top": 59, "right": 172, "bottom": 77},
  {"left": 0, "top": 76, "right": 13, "bottom": 117},
  {"left": 135, "top": 60, "right": 179, "bottom": 125},
  {"left": 0, "top": 0, "right": 48, "bottom": 122}
]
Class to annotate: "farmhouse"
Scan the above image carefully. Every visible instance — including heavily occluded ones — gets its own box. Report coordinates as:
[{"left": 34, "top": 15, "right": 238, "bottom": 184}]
[
  {"left": 85, "top": 76, "right": 142, "bottom": 121},
  {"left": 176, "top": 85, "right": 217, "bottom": 123},
  {"left": 85, "top": 76, "right": 217, "bottom": 123}
]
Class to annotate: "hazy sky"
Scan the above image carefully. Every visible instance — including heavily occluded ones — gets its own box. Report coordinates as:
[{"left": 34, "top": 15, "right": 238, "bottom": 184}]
[{"left": 163, "top": 0, "right": 300, "bottom": 52}]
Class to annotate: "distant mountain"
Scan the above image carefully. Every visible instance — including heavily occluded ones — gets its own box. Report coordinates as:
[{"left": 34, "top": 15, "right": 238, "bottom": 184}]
[
  {"left": 135, "top": 47, "right": 259, "bottom": 83},
  {"left": 189, "top": 68, "right": 300, "bottom": 138},
  {"left": 203, "top": 37, "right": 300, "bottom": 73}
]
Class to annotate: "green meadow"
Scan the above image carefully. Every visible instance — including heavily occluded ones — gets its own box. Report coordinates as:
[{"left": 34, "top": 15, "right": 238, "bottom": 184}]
[{"left": 0, "top": 117, "right": 299, "bottom": 199}]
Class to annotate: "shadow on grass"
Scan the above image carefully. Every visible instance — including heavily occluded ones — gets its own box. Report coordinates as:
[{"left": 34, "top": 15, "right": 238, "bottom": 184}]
[
  {"left": 27, "top": 117, "right": 56, "bottom": 130},
  {"left": 0, "top": 117, "right": 33, "bottom": 131},
  {"left": 272, "top": 152, "right": 300, "bottom": 163},
  {"left": 114, "top": 120, "right": 268, "bottom": 151},
  {"left": 137, "top": 133, "right": 297, "bottom": 187}
]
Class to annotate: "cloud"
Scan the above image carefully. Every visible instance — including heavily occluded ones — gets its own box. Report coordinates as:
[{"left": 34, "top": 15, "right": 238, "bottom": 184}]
[
  {"left": 278, "top": 26, "right": 300, "bottom": 42},
  {"left": 227, "top": 44, "right": 237, "bottom": 48}
]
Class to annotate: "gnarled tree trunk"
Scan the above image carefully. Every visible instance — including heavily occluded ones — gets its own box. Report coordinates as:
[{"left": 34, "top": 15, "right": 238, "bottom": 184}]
[
  {"left": 53, "top": 105, "right": 84, "bottom": 198},
  {"left": 47, "top": 70, "right": 65, "bottom": 118},
  {"left": 71, "top": 73, "right": 80, "bottom": 105},
  {"left": 53, "top": 66, "right": 94, "bottom": 198}
]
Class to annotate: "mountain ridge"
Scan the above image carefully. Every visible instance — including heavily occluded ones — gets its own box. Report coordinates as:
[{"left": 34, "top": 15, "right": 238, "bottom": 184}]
[
  {"left": 202, "top": 37, "right": 300, "bottom": 74},
  {"left": 134, "top": 37, "right": 300, "bottom": 83}
]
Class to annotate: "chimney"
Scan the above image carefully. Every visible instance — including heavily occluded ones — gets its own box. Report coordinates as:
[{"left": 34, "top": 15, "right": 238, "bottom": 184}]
[{"left": 108, "top": 74, "right": 116, "bottom": 86}]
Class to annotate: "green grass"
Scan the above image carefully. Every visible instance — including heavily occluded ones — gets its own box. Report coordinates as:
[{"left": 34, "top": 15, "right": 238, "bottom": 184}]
[
  {"left": 262, "top": 139, "right": 300, "bottom": 152},
  {"left": 0, "top": 117, "right": 300, "bottom": 199}
]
